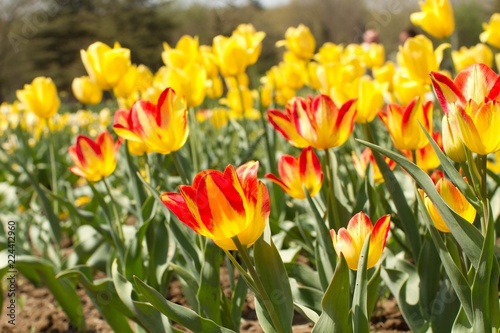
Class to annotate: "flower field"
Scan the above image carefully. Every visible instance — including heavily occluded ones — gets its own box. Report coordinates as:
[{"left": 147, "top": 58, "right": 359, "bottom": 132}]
[{"left": 1, "top": 1, "right": 500, "bottom": 332}]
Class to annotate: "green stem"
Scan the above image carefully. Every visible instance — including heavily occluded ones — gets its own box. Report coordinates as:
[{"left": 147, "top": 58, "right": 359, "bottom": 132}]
[
  {"left": 47, "top": 126, "right": 59, "bottom": 214},
  {"left": 235, "top": 75, "right": 249, "bottom": 135},
  {"left": 188, "top": 108, "right": 199, "bottom": 174},
  {"left": 231, "top": 236, "right": 286, "bottom": 333},
  {"left": 102, "top": 177, "right": 125, "bottom": 263},
  {"left": 171, "top": 151, "right": 190, "bottom": 185},
  {"left": 477, "top": 154, "right": 489, "bottom": 234},
  {"left": 324, "top": 149, "right": 340, "bottom": 230}
]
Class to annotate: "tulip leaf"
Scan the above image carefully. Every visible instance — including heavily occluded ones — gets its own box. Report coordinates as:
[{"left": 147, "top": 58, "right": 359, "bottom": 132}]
[
  {"left": 16, "top": 255, "right": 85, "bottom": 330},
  {"left": 253, "top": 236, "right": 294, "bottom": 333},
  {"left": 123, "top": 144, "right": 148, "bottom": 224},
  {"left": 452, "top": 307, "right": 472, "bottom": 332},
  {"left": 133, "top": 276, "right": 235, "bottom": 333},
  {"left": 289, "top": 280, "right": 323, "bottom": 314},
  {"left": 198, "top": 241, "right": 224, "bottom": 325},
  {"left": 358, "top": 139, "right": 483, "bottom": 268},
  {"left": 416, "top": 192, "right": 473, "bottom": 322},
  {"left": 294, "top": 302, "right": 320, "bottom": 323},
  {"left": 367, "top": 264, "right": 381, "bottom": 318},
  {"left": 429, "top": 279, "right": 461, "bottom": 333},
  {"left": 471, "top": 208, "right": 500, "bottom": 331},
  {"left": 285, "top": 262, "right": 322, "bottom": 290},
  {"left": 364, "top": 144, "right": 421, "bottom": 259},
  {"left": 419, "top": 124, "right": 482, "bottom": 210},
  {"left": 56, "top": 266, "right": 135, "bottom": 332},
  {"left": 417, "top": 234, "right": 441, "bottom": 319},
  {"left": 312, "top": 256, "right": 352, "bottom": 333},
  {"left": 145, "top": 218, "right": 171, "bottom": 292},
  {"left": 352, "top": 235, "right": 370, "bottom": 333}
]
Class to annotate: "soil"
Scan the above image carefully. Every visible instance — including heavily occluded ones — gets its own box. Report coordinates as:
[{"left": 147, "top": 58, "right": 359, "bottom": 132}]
[{"left": 0, "top": 274, "right": 409, "bottom": 333}]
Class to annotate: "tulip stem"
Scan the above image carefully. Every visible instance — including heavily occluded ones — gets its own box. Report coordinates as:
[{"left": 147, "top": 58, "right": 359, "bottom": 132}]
[
  {"left": 477, "top": 154, "right": 489, "bottom": 234},
  {"left": 188, "top": 109, "right": 199, "bottom": 174},
  {"left": 47, "top": 127, "right": 59, "bottom": 215},
  {"left": 235, "top": 75, "right": 249, "bottom": 135},
  {"left": 230, "top": 236, "right": 286, "bottom": 333},
  {"left": 324, "top": 149, "right": 341, "bottom": 230},
  {"left": 102, "top": 177, "right": 126, "bottom": 262},
  {"left": 171, "top": 151, "right": 190, "bottom": 185}
]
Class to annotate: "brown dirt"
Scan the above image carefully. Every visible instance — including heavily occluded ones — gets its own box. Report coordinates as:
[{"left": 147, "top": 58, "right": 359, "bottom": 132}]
[{"left": 1, "top": 275, "right": 409, "bottom": 333}]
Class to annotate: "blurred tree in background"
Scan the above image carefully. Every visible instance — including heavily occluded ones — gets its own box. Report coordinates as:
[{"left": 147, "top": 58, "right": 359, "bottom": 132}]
[{"left": 0, "top": 0, "right": 496, "bottom": 102}]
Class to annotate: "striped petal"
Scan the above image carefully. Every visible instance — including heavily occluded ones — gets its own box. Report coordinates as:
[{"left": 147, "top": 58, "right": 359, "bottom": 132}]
[
  {"left": 430, "top": 71, "right": 465, "bottom": 112},
  {"left": 368, "top": 215, "right": 391, "bottom": 269},
  {"left": 439, "top": 178, "right": 476, "bottom": 223},
  {"left": 299, "top": 147, "right": 323, "bottom": 197},
  {"left": 455, "top": 103, "right": 487, "bottom": 155},
  {"left": 346, "top": 212, "right": 373, "bottom": 254},
  {"left": 336, "top": 228, "right": 359, "bottom": 270},
  {"left": 454, "top": 63, "right": 500, "bottom": 103},
  {"left": 267, "top": 109, "right": 309, "bottom": 148},
  {"left": 472, "top": 100, "right": 500, "bottom": 154}
]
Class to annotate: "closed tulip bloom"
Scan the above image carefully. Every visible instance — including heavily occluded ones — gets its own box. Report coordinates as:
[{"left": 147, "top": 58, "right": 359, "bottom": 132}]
[
  {"left": 431, "top": 64, "right": 500, "bottom": 155},
  {"left": 161, "top": 161, "right": 270, "bottom": 250},
  {"left": 330, "top": 212, "right": 391, "bottom": 270},
  {"left": 72, "top": 76, "right": 102, "bottom": 105},
  {"left": 233, "top": 24, "right": 266, "bottom": 65},
  {"left": 397, "top": 35, "right": 449, "bottom": 84},
  {"left": 161, "top": 35, "right": 200, "bottom": 69},
  {"left": 363, "top": 43, "right": 385, "bottom": 69},
  {"left": 410, "top": 0, "right": 455, "bottom": 39},
  {"left": 442, "top": 113, "right": 466, "bottom": 162},
  {"left": 451, "top": 44, "right": 493, "bottom": 72},
  {"left": 68, "top": 131, "right": 121, "bottom": 182},
  {"left": 161, "top": 64, "right": 207, "bottom": 107},
  {"left": 113, "top": 87, "right": 188, "bottom": 155},
  {"left": 213, "top": 35, "right": 248, "bottom": 77},
  {"left": 392, "top": 68, "right": 428, "bottom": 105},
  {"left": 480, "top": 13, "right": 500, "bottom": 49},
  {"left": 268, "top": 94, "right": 357, "bottom": 150},
  {"left": 404, "top": 131, "right": 442, "bottom": 173},
  {"left": 355, "top": 76, "right": 385, "bottom": 123},
  {"left": 420, "top": 178, "right": 476, "bottom": 233},
  {"left": 352, "top": 148, "right": 395, "bottom": 184},
  {"left": 379, "top": 97, "right": 433, "bottom": 151},
  {"left": 81, "top": 42, "right": 131, "bottom": 90},
  {"left": 276, "top": 24, "right": 316, "bottom": 61},
  {"left": 265, "top": 147, "right": 323, "bottom": 199},
  {"left": 16, "top": 76, "right": 60, "bottom": 119}
]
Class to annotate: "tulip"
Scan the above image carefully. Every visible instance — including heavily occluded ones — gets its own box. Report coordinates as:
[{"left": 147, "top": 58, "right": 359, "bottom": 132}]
[
  {"left": 68, "top": 131, "right": 121, "bottom": 182},
  {"left": 113, "top": 87, "right": 189, "bottom": 155},
  {"left": 161, "top": 161, "right": 270, "bottom": 250},
  {"left": 276, "top": 24, "right": 316, "bottom": 61},
  {"left": 72, "top": 76, "right": 102, "bottom": 105},
  {"left": 16, "top": 76, "right": 60, "bottom": 119},
  {"left": 397, "top": 35, "right": 449, "bottom": 84},
  {"left": 373, "top": 61, "right": 396, "bottom": 92},
  {"left": 363, "top": 43, "right": 385, "bottom": 69},
  {"left": 265, "top": 147, "right": 323, "bottom": 199},
  {"left": 487, "top": 150, "right": 500, "bottom": 174},
  {"left": 379, "top": 97, "right": 433, "bottom": 151},
  {"left": 392, "top": 70, "right": 428, "bottom": 105},
  {"left": 430, "top": 64, "right": 500, "bottom": 155},
  {"left": 233, "top": 24, "right": 266, "bottom": 66},
  {"left": 221, "top": 86, "right": 259, "bottom": 120},
  {"left": 404, "top": 131, "right": 442, "bottom": 172},
  {"left": 441, "top": 113, "right": 466, "bottom": 162},
  {"left": 314, "top": 42, "right": 343, "bottom": 65},
  {"left": 160, "top": 64, "right": 207, "bottom": 108},
  {"left": 352, "top": 148, "right": 395, "bottom": 184},
  {"left": 451, "top": 44, "right": 493, "bottom": 72},
  {"left": 213, "top": 35, "right": 249, "bottom": 77},
  {"left": 355, "top": 76, "right": 385, "bottom": 123},
  {"left": 480, "top": 13, "right": 500, "bottom": 49},
  {"left": 268, "top": 94, "right": 357, "bottom": 150},
  {"left": 81, "top": 42, "right": 131, "bottom": 90},
  {"left": 196, "top": 108, "right": 228, "bottom": 129},
  {"left": 330, "top": 212, "right": 391, "bottom": 270},
  {"left": 420, "top": 178, "right": 476, "bottom": 233},
  {"left": 161, "top": 35, "right": 200, "bottom": 69},
  {"left": 410, "top": 0, "right": 455, "bottom": 39}
]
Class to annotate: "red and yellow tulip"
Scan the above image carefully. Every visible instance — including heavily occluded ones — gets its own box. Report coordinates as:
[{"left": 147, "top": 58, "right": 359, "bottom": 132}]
[
  {"left": 267, "top": 94, "right": 357, "bottom": 150},
  {"left": 68, "top": 131, "right": 121, "bottom": 182},
  {"left": 352, "top": 148, "right": 396, "bottom": 184},
  {"left": 161, "top": 161, "right": 270, "bottom": 251},
  {"left": 410, "top": 0, "right": 455, "bottom": 39},
  {"left": 113, "top": 87, "right": 188, "bottom": 155},
  {"left": 420, "top": 178, "right": 476, "bottom": 233},
  {"left": 379, "top": 97, "right": 433, "bottom": 151},
  {"left": 431, "top": 64, "right": 500, "bottom": 155},
  {"left": 16, "top": 76, "right": 60, "bottom": 119},
  {"left": 330, "top": 212, "right": 391, "bottom": 270},
  {"left": 265, "top": 147, "right": 323, "bottom": 199}
]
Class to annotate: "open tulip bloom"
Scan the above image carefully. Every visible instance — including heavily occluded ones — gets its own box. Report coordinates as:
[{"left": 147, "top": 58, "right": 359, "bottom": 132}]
[
  {"left": 161, "top": 161, "right": 270, "bottom": 251},
  {"left": 431, "top": 63, "right": 500, "bottom": 155}
]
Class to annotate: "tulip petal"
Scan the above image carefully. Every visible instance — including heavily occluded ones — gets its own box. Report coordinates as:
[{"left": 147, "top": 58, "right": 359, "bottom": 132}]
[
  {"left": 368, "top": 215, "right": 391, "bottom": 268},
  {"left": 430, "top": 71, "right": 465, "bottom": 113},
  {"left": 267, "top": 109, "right": 309, "bottom": 148},
  {"left": 454, "top": 63, "right": 500, "bottom": 103},
  {"left": 473, "top": 101, "right": 500, "bottom": 154},
  {"left": 346, "top": 212, "right": 373, "bottom": 253},
  {"left": 336, "top": 228, "right": 359, "bottom": 270},
  {"left": 299, "top": 147, "right": 323, "bottom": 197}
]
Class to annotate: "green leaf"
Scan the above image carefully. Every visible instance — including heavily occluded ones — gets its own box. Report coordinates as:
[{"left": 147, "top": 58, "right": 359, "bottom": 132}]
[
  {"left": 56, "top": 266, "right": 134, "bottom": 332},
  {"left": 367, "top": 145, "right": 421, "bottom": 259},
  {"left": 352, "top": 236, "right": 370, "bottom": 333},
  {"left": 358, "top": 140, "right": 483, "bottom": 268},
  {"left": 452, "top": 307, "right": 472, "bottom": 332},
  {"left": 416, "top": 191, "right": 473, "bottom": 322},
  {"left": 124, "top": 144, "right": 148, "bottom": 224},
  {"left": 134, "top": 276, "right": 235, "bottom": 333},
  {"left": 254, "top": 236, "right": 294, "bottom": 333},
  {"left": 294, "top": 302, "right": 320, "bottom": 324},
  {"left": 417, "top": 234, "right": 441, "bottom": 319},
  {"left": 198, "top": 241, "right": 224, "bottom": 325},
  {"left": 312, "top": 256, "right": 352, "bottom": 333},
  {"left": 146, "top": 218, "right": 171, "bottom": 292},
  {"left": 429, "top": 279, "right": 461, "bottom": 333},
  {"left": 285, "top": 262, "right": 321, "bottom": 290},
  {"left": 366, "top": 265, "right": 381, "bottom": 319},
  {"left": 16, "top": 256, "right": 84, "bottom": 330},
  {"left": 289, "top": 281, "right": 323, "bottom": 313}
]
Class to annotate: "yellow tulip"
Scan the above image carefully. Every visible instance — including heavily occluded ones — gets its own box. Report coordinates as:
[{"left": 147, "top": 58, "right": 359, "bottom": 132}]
[
  {"left": 410, "top": 0, "right": 455, "bottom": 39},
  {"left": 206, "top": 76, "right": 223, "bottom": 99},
  {"left": 221, "top": 87, "right": 259, "bottom": 119},
  {"left": 451, "top": 44, "right": 493, "bottom": 72},
  {"left": 307, "top": 61, "right": 321, "bottom": 90},
  {"left": 159, "top": 64, "right": 207, "bottom": 108},
  {"left": 373, "top": 61, "right": 396, "bottom": 92},
  {"left": 162, "top": 35, "right": 200, "bottom": 69},
  {"left": 72, "top": 76, "right": 102, "bottom": 105},
  {"left": 355, "top": 76, "right": 385, "bottom": 123},
  {"left": 233, "top": 23, "right": 266, "bottom": 65},
  {"left": 420, "top": 178, "right": 476, "bottom": 233},
  {"left": 16, "top": 76, "right": 60, "bottom": 119},
  {"left": 212, "top": 35, "right": 249, "bottom": 77},
  {"left": 487, "top": 150, "right": 500, "bottom": 174},
  {"left": 397, "top": 35, "right": 449, "bottom": 84},
  {"left": 363, "top": 43, "right": 385, "bottom": 69},
  {"left": 441, "top": 113, "right": 466, "bottom": 162},
  {"left": 196, "top": 108, "right": 228, "bottom": 129},
  {"left": 393, "top": 68, "right": 428, "bottom": 105},
  {"left": 276, "top": 24, "right": 316, "bottom": 61},
  {"left": 480, "top": 13, "right": 500, "bottom": 49},
  {"left": 81, "top": 42, "right": 131, "bottom": 90},
  {"left": 314, "top": 42, "right": 343, "bottom": 65}
]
